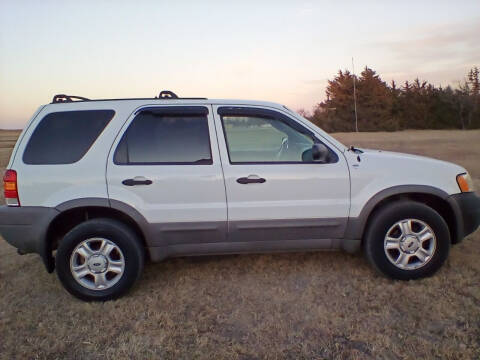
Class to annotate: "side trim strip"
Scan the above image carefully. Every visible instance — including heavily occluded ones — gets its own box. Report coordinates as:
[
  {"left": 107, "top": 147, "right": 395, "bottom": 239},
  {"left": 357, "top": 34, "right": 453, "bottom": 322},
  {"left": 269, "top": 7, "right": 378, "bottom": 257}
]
[
  {"left": 53, "top": 199, "right": 355, "bottom": 258},
  {"left": 236, "top": 219, "right": 342, "bottom": 230},
  {"left": 229, "top": 218, "right": 347, "bottom": 243}
]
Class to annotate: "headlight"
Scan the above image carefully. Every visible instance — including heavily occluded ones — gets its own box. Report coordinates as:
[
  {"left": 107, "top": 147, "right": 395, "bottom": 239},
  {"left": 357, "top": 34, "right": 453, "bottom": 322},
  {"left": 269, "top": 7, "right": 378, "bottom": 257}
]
[{"left": 456, "top": 173, "right": 475, "bottom": 192}]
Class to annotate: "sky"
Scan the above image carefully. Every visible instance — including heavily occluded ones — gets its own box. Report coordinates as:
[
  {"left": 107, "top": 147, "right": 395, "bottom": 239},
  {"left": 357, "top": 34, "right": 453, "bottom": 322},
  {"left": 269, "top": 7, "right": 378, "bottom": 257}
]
[{"left": 0, "top": 0, "right": 479, "bottom": 128}]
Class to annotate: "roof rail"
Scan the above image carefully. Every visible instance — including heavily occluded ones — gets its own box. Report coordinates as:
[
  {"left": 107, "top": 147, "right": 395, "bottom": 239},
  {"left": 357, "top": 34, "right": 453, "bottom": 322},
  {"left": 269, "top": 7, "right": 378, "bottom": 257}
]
[
  {"left": 156, "top": 90, "right": 178, "bottom": 99},
  {"left": 50, "top": 90, "right": 207, "bottom": 104},
  {"left": 52, "top": 94, "right": 90, "bottom": 103}
]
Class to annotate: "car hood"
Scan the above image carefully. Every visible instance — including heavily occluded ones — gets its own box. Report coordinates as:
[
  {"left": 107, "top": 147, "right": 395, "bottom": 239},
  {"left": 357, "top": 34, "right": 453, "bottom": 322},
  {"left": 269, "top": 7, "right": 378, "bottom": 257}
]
[
  {"left": 359, "top": 148, "right": 463, "bottom": 168},
  {"left": 347, "top": 148, "right": 466, "bottom": 196}
]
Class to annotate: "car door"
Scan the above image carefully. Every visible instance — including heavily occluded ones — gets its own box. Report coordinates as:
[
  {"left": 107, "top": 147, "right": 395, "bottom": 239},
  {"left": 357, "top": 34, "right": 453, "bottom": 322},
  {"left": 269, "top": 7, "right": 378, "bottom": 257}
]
[
  {"left": 212, "top": 105, "right": 350, "bottom": 248},
  {"left": 107, "top": 105, "right": 227, "bottom": 250}
]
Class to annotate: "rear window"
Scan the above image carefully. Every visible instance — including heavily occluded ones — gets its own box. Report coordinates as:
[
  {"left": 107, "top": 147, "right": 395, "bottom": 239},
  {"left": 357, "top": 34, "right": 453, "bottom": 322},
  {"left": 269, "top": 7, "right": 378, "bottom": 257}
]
[
  {"left": 114, "top": 108, "right": 212, "bottom": 165},
  {"left": 23, "top": 110, "right": 114, "bottom": 165}
]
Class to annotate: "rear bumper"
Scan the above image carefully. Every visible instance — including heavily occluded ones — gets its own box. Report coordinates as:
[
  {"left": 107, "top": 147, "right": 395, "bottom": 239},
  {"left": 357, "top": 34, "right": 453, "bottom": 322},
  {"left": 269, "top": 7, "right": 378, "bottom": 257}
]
[
  {"left": 447, "top": 192, "right": 480, "bottom": 242},
  {"left": 0, "top": 206, "right": 59, "bottom": 272}
]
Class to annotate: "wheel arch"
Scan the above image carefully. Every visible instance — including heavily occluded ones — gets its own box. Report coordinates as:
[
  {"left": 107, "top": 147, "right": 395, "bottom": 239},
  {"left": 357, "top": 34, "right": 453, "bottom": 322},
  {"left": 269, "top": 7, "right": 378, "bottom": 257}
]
[
  {"left": 43, "top": 198, "right": 152, "bottom": 272},
  {"left": 344, "top": 185, "right": 462, "bottom": 248}
]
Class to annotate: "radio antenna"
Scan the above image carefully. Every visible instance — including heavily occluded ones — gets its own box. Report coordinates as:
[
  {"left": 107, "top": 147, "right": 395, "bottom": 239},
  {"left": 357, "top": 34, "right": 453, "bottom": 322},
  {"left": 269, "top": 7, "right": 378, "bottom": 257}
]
[{"left": 352, "top": 57, "right": 359, "bottom": 132}]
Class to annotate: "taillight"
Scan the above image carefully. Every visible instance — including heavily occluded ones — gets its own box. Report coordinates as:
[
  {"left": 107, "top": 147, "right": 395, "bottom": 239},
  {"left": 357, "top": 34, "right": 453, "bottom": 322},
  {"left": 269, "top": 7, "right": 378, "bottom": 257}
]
[{"left": 3, "top": 169, "right": 20, "bottom": 206}]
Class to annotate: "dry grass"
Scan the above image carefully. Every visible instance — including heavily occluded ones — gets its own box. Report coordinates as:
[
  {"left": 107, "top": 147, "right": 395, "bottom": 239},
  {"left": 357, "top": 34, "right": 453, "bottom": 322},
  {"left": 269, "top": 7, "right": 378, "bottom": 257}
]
[{"left": 0, "top": 129, "right": 479, "bottom": 359}]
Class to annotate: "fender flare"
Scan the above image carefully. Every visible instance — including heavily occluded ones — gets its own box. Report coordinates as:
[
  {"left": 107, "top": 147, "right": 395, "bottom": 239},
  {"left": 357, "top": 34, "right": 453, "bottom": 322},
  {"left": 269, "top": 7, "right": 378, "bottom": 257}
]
[
  {"left": 343, "top": 185, "right": 461, "bottom": 242},
  {"left": 41, "top": 198, "right": 153, "bottom": 272}
]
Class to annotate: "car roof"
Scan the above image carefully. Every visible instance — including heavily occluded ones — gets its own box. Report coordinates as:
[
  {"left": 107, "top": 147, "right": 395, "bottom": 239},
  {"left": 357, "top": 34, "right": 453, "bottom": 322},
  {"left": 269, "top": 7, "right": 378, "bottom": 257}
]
[{"left": 45, "top": 98, "right": 286, "bottom": 110}]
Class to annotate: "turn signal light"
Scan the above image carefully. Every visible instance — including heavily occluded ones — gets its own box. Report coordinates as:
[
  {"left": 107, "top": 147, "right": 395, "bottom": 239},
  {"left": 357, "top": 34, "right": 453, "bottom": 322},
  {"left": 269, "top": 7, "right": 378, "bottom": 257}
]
[
  {"left": 456, "top": 173, "right": 474, "bottom": 193},
  {"left": 3, "top": 169, "right": 20, "bottom": 206}
]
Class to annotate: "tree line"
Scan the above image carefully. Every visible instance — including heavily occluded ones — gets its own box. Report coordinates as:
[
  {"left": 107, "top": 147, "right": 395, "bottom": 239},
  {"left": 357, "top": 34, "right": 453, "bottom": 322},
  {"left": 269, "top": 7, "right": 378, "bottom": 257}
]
[{"left": 301, "top": 66, "right": 480, "bottom": 132}]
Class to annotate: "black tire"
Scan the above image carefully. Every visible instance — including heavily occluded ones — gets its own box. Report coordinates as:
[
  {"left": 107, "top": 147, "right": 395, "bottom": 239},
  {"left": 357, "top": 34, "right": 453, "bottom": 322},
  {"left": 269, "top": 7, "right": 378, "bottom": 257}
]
[
  {"left": 364, "top": 201, "right": 450, "bottom": 280},
  {"left": 56, "top": 218, "right": 145, "bottom": 301}
]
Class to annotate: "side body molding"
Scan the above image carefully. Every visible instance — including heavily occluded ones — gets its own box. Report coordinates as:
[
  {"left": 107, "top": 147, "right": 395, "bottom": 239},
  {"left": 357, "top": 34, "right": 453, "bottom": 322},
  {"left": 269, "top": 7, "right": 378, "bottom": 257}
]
[
  {"left": 55, "top": 198, "right": 227, "bottom": 259},
  {"left": 44, "top": 185, "right": 462, "bottom": 268},
  {"left": 344, "top": 185, "right": 458, "bottom": 242},
  {"left": 52, "top": 198, "right": 354, "bottom": 261}
]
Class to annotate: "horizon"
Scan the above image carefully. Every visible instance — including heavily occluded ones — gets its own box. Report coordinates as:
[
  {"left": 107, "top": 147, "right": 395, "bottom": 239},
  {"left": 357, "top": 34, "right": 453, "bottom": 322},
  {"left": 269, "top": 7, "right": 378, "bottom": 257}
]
[{"left": 1, "top": 0, "right": 479, "bottom": 129}]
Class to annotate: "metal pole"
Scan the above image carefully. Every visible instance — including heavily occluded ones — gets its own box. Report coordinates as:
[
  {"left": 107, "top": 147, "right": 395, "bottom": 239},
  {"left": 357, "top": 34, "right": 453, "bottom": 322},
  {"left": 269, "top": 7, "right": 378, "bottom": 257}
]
[{"left": 352, "top": 57, "right": 359, "bottom": 132}]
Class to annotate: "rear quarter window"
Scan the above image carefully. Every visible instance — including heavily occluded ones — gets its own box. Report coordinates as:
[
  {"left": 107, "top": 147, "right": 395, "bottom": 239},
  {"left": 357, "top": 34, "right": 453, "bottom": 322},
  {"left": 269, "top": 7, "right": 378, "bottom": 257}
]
[{"left": 23, "top": 110, "right": 115, "bottom": 164}]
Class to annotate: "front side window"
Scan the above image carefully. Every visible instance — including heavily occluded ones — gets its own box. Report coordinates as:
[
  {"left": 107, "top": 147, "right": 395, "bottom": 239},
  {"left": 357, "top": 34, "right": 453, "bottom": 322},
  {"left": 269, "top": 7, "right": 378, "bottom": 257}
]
[
  {"left": 23, "top": 110, "right": 114, "bottom": 165},
  {"left": 114, "top": 107, "right": 212, "bottom": 165},
  {"left": 220, "top": 108, "right": 336, "bottom": 164}
]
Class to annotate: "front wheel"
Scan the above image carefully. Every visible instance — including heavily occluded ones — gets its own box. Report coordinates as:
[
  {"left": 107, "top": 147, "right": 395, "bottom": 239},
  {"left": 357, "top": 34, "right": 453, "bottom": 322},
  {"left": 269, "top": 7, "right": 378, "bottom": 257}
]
[
  {"left": 364, "top": 201, "right": 450, "bottom": 280},
  {"left": 56, "top": 218, "right": 144, "bottom": 301}
]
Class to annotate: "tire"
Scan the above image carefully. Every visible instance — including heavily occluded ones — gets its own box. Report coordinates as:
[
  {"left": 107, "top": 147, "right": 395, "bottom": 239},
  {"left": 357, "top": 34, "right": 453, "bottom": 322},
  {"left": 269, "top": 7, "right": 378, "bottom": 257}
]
[
  {"left": 56, "top": 218, "right": 145, "bottom": 301},
  {"left": 364, "top": 201, "right": 450, "bottom": 280}
]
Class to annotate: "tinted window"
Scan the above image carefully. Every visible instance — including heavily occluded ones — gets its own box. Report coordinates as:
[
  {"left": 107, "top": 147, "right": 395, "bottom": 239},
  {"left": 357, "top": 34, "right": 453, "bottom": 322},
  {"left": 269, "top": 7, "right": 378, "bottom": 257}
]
[
  {"left": 222, "top": 115, "right": 316, "bottom": 163},
  {"left": 23, "top": 110, "right": 114, "bottom": 164},
  {"left": 114, "top": 110, "right": 212, "bottom": 165}
]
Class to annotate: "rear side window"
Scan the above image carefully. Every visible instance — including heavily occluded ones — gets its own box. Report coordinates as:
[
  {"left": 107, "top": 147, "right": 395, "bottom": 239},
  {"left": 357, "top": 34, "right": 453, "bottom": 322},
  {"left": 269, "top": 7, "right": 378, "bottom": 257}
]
[
  {"left": 23, "top": 110, "right": 114, "bottom": 164},
  {"left": 114, "top": 107, "right": 212, "bottom": 165}
]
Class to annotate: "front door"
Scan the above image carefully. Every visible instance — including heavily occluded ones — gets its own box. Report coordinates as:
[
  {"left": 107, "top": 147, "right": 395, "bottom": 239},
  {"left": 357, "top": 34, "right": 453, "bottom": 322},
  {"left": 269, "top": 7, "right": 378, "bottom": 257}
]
[
  {"left": 107, "top": 105, "right": 227, "bottom": 249},
  {"left": 212, "top": 105, "right": 350, "bottom": 248}
]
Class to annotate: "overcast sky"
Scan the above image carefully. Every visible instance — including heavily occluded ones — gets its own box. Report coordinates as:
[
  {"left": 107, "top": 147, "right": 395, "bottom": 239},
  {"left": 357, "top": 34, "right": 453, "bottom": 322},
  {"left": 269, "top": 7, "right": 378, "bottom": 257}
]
[{"left": 1, "top": 0, "right": 479, "bottom": 128}]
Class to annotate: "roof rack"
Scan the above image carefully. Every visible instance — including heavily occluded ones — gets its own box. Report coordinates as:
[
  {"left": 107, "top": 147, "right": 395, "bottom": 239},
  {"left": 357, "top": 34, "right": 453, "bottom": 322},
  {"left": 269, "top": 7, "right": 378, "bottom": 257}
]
[
  {"left": 51, "top": 90, "right": 207, "bottom": 104},
  {"left": 52, "top": 94, "right": 90, "bottom": 103},
  {"left": 156, "top": 90, "right": 178, "bottom": 99}
]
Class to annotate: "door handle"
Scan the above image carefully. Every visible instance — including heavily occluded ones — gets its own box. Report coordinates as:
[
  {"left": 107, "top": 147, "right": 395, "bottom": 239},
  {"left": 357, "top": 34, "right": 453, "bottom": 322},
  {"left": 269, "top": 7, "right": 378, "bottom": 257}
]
[
  {"left": 236, "top": 175, "right": 266, "bottom": 184},
  {"left": 122, "top": 176, "right": 153, "bottom": 186}
]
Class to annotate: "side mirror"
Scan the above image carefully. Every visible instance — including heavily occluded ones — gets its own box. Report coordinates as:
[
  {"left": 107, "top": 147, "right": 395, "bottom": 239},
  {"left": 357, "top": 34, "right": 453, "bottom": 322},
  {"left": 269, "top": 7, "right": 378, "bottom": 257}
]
[{"left": 312, "top": 143, "right": 329, "bottom": 162}]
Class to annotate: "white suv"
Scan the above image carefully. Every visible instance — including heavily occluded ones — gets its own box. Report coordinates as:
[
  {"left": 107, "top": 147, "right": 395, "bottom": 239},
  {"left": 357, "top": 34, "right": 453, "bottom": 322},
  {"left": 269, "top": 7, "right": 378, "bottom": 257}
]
[{"left": 1, "top": 91, "right": 479, "bottom": 301}]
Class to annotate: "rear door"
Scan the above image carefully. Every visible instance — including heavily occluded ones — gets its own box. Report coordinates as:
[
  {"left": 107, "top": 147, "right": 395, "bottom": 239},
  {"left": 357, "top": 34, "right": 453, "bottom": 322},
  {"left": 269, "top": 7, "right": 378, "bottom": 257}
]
[
  {"left": 107, "top": 105, "right": 227, "bottom": 248},
  {"left": 212, "top": 105, "right": 350, "bottom": 247}
]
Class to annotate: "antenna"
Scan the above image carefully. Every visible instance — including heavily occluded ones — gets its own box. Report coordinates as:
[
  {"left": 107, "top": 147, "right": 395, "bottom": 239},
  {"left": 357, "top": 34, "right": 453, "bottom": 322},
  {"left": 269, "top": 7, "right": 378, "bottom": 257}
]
[{"left": 352, "top": 57, "right": 359, "bottom": 132}]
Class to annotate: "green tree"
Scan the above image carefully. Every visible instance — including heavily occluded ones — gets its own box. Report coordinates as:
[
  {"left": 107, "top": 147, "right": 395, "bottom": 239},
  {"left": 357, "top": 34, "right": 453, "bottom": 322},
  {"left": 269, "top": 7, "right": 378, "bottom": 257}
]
[
  {"left": 467, "top": 66, "right": 480, "bottom": 128},
  {"left": 311, "top": 70, "right": 357, "bottom": 132},
  {"left": 468, "top": 67, "right": 479, "bottom": 96},
  {"left": 429, "top": 86, "right": 458, "bottom": 129},
  {"left": 356, "top": 67, "right": 396, "bottom": 131},
  {"left": 455, "top": 81, "right": 474, "bottom": 129},
  {"left": 310, "top": 65, "right": 480, "bottom": 132}
]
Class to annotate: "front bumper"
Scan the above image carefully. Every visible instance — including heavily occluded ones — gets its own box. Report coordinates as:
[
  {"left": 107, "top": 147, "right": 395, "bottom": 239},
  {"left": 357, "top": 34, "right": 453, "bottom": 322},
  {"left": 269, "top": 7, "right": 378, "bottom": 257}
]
[
  {"left": 447, "top": 192, "right": 480, "bottom": 242},
  {"left": 0, "top": 206, "right": 59, "bottom": 272}
]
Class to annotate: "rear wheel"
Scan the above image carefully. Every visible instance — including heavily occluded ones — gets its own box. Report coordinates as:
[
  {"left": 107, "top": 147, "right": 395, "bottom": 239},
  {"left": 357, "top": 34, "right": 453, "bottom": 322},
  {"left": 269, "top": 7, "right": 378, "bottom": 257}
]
[
  {"left": 364, "top": 201, "right": 450, "bottom": 280},
  {"left": 56, "top": 218, "right": 144, "bottom": 301}
]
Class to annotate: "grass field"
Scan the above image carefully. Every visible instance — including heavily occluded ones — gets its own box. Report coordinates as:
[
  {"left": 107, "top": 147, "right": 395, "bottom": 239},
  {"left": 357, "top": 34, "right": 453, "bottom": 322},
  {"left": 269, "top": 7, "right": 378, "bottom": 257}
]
[{"left": 0, "top": 129, "right": 479, "bottom": 359}]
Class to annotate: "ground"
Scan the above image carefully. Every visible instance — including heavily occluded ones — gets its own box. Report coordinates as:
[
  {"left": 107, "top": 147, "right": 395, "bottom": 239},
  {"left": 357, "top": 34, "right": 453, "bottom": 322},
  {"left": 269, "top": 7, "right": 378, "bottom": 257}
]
[{"left": 0, "top": 129, "right": 479, "bottom": 359}]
